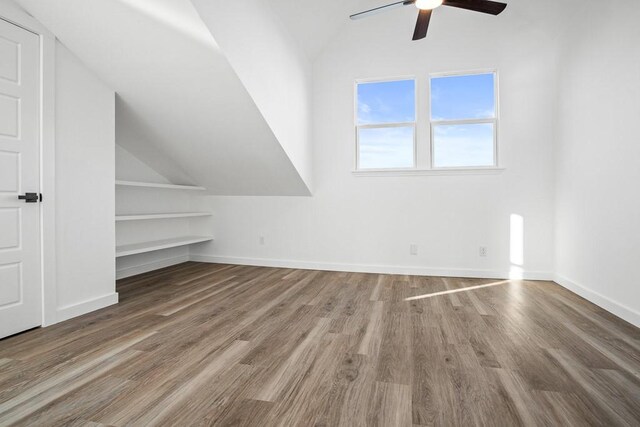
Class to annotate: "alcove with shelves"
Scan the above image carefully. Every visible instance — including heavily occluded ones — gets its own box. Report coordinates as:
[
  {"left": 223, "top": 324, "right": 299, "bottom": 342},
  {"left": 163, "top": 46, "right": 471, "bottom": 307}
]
[{"left": 115, "top": 146, "right": 213, "bottom": 279}]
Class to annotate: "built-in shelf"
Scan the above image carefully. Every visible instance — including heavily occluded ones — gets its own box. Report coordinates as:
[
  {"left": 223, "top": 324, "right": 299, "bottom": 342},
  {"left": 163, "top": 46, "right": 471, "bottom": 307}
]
[
  {"left": 116, "top": 236, "right": 214, "bottom": 258},
  {"left": 116, "top": 212, "right": 212, "bottom": 222},
  {"left": 115, "top": 180, "right": 206, "bottom": 191}
]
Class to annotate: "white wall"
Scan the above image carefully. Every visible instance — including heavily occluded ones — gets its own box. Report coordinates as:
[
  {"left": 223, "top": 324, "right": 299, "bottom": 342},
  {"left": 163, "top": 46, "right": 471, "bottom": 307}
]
[
  {"left": 115, "top": 144, "right": 169, "bottom": 184},
  {"left": 191, "top": 1, "right": 561, "bottom": 280},
  {"left": 555, "top": 0, "right": 640, "bottom": 326},
  {"left": 192, "top": 0, "right": 314, "bottom": 191},
  {"left": 55, "top": 42, "right": 117, "bottom": 322},
  {"left": 6, "top": 0, "right": 636, "bottom": 328}
]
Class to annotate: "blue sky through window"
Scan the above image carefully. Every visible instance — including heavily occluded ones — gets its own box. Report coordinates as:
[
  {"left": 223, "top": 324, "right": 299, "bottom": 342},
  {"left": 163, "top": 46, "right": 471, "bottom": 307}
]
[
  {"left": 431, "top": 73, "right": 496, "bottom": 168},
  {"left": 357, "top": 79, "right": 415, "bottom": 125},
  {"left": 355, "top": 74, "right": 496, "bottom": 169},
  {"left": 359, "top": 126, "right": 414, "bottom": 169},
  {"left": 433, "top": 123, "right": 494, "bottom": 168},
  {"left": 431, "top": 73, "right": 495, "bottom": 121}
]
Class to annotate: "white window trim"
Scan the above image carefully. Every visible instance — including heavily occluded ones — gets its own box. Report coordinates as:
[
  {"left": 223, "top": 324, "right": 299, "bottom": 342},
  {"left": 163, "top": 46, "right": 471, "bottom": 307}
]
[
  {"left": 352, "top": 69, "right": 502, "bottom": 176},
  {"left": 429, "top": 69, "right": 500, "bottom": 170},
  {"left": 352, "top": 167, "right": 505, "bottom": 177},
  {"left": 354, "top": 76, "right": 417, "bottom": 171}
]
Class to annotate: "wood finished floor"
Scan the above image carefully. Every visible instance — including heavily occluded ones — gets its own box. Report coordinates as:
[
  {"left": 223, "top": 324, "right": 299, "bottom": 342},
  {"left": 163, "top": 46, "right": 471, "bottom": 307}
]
[{"left": 1, "top": 262, "right": 639, "bottom": 426}]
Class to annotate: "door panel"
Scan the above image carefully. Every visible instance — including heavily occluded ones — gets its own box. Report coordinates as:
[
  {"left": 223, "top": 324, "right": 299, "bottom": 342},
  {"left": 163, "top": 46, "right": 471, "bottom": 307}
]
[
  {"left": 0, "top": 18, "right": 41, "bottom": 339},
  {"left": 0, "top": 208, "right": 20, "bottom": 249},
  {"left": 0, "top": 262, "right": 21, "bottom": 307},
  {"left": 0, "top": 151, "right": 19, "bottom": 191},
  {"left": 0, "top": 34, "right": 20, "bottom": 82},
  {"left": 0, "top": 94, "right": 20, "bottom": 137}
]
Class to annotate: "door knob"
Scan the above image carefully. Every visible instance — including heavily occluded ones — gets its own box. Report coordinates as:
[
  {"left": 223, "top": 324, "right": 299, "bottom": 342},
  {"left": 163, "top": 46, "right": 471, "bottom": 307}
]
[{"left": 18, "top": 193, "right": 41, "bottom": 203}]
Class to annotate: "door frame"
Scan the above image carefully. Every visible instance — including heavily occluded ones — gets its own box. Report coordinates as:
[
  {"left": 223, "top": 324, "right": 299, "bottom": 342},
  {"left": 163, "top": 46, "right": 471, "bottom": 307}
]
[{"left": 0, "top": 4, "right": 57, "bottom": 327}]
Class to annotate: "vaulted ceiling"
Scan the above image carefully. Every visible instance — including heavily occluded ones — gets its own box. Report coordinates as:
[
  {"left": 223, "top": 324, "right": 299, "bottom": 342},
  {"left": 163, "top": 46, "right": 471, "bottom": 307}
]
[
  {"left": 267, "top": 0, "right": 372, "bottom": 60},
  {"left": 16, "top": 0, "right": 312, "bottom": 195},
  {"left": 14, "top": 0, "right": 574, "bottom": 195},
  {"left": 270, "top": 0, "right": 572, "bottom": 59}
]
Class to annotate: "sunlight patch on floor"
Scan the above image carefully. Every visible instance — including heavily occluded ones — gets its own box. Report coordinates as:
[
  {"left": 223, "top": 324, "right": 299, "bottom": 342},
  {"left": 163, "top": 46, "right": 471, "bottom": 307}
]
[{"left": 404, "top": 280, "right": 511, "bottom": 301}]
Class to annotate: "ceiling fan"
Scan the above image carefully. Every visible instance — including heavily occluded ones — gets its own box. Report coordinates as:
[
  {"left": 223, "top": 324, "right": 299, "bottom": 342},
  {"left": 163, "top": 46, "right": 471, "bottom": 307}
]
[{"left": 350, "top": 0, "right": 508, "bottom": 41}]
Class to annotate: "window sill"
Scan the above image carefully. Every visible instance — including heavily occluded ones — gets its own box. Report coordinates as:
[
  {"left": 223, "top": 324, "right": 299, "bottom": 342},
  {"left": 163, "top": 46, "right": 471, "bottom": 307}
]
[{"left": 351, "top": 167, "right": 505, "bottom": 177}]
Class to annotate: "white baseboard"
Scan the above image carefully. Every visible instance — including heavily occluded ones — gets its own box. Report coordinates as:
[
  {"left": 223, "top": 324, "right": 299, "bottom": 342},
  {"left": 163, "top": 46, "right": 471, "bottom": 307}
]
[
  {"left": 116, "top": 254, "right": 190, "bottom": 280},
  {"left": 190, "top": 254, "right": 553, "bottom": 281},
  {"left": 192, "top": 255, "right": 640, "bottom": 326},
  {"left": 49, "top": 259, "right": 638, "bottom": 329},
  {"left": 554, "top": 274, "right": 640, "bottom": 327},
  {"left": 56, "top": 292, "right": 119, "bottom": 323}
]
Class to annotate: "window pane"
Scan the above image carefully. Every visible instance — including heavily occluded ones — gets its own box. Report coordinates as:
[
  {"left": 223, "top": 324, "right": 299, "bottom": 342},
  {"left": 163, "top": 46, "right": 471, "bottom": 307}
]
[
  {"left": 433, "top": 123, "right": 494, "bottom": 168},
  {"left": 359, "top": 126, "right": 414, "bottom": 169},
  {"left": 431, "top": 73, "right": 495, "bottom": 120},
  {"left": 357, "top": 79, "right": 415, "bottom": 125}
]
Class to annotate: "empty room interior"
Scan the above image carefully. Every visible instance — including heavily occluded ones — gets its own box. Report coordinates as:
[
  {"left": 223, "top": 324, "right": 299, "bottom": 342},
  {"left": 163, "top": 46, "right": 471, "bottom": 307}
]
[{"left": 1, "top": 0, "right": 639, "bottom": 425}]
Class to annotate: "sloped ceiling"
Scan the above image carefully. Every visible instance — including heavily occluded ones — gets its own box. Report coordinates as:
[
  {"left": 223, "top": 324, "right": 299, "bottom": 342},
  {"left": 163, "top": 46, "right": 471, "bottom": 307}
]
[
  {"left": 14, "top": 0, "right": 571, "bottom": 196},
  {"left": 191, "top": 0, "right": 313, "bottom": 193},
  {"left": 269, "top": 0, "right": 571, "bottom": 60},
  {"left": 267, "top": 0, "right": 372, "bottom": 60},
  {"left": 16, "top": 0, "right": 311, "bottom": 195}
]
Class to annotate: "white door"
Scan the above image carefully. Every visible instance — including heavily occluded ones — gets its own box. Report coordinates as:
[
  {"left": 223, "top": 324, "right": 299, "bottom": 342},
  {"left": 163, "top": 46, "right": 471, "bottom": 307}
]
[{"left": 0, "top": 18, "right": 41, "bottom": 339}]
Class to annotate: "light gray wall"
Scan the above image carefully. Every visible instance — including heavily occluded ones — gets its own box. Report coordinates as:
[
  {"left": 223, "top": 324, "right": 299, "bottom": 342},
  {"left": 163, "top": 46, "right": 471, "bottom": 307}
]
[
  {"left": 191, "top": 1, "right": 561, "bottom": 280},
  {"left": 555, "top": 0, "right": 640, "bottom": 326},
  {"left": 192, "top": 0, "right": 314, "bottom": 191},
  {"left": 54, "top": 42, "right": 117, "bottom": 321},
  {"left": 7, "top": 0, "right": 638, "bottom": 328}
]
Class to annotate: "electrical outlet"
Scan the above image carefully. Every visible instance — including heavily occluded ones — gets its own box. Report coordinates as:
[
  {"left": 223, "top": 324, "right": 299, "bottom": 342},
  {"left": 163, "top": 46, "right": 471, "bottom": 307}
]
[
  {"left": 259, "top": 236, "right": 265, "bottom": 245},
  {"left": 410, "top": 244, "right": 418, "bottom": 256},
  {"left": 479, "top": 246, "right": 487, "bottom": 257}
]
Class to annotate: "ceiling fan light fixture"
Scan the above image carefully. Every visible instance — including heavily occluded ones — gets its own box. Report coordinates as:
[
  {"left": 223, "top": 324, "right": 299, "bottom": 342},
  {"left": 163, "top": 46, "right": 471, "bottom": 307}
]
[
  {"left": 350, "top": 0, "right": 508, "bottom": 41},
  {"left": 415, "top": 0, "right": 443, "bottom": 10}
]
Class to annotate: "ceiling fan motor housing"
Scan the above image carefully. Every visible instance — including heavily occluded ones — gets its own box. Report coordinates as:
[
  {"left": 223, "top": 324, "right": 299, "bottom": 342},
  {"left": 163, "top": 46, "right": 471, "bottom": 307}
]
[{"left": 415, "top": 0, "right": 444, "bottom": 10}]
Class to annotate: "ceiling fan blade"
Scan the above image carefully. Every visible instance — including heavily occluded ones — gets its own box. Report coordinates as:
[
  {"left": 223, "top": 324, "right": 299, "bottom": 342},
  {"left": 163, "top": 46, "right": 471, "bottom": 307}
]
[
  {"left": 350, "top": 1, "right": 415, "bottom": 20},
  {"left": 443, "top": 0, "right": 507, "bottom": 15},
  {"left": 412, "top": 9, "right": 432, "bottom": 41}
]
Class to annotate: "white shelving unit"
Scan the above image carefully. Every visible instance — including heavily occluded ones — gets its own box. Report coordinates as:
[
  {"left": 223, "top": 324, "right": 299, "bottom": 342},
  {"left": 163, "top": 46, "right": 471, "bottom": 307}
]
[
  {"left": 116, "top": 236, "right": 213, "bottom": 258},
  {"left": 115, "top": 181, "right": 212, "bottom": 261},
  {"left": 116, "top": 180, "right": 206, "bottom": 191},
  {"left": 116, "top": 212, "right": 211, "bottom": 222}
]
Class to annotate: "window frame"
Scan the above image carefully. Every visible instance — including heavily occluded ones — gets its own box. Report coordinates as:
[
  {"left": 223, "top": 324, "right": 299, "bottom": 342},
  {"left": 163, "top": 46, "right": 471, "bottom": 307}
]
[
  {"left": 354, "top": 76, "right": 418, "bottom": 171},
  {"left": 428, "top": 70, "right": 500, "bottom": 170}
]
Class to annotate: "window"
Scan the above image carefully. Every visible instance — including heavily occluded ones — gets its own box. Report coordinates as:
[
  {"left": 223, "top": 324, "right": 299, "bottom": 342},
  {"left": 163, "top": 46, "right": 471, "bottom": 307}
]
[
  {"left": 430, "top": 72, "right": 498, "bottom": 168},
  {"left": 356, "top": 79, "right": 416, "bottom": 170},
  {"left": 354, "top": 71, "right": 499, "bottom": 173}
]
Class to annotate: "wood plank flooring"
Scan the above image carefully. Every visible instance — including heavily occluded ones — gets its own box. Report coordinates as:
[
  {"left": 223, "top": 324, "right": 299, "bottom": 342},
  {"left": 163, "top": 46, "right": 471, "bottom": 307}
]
[{"left": 1, "top": 262, "right": 639, "bottom": 426}]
